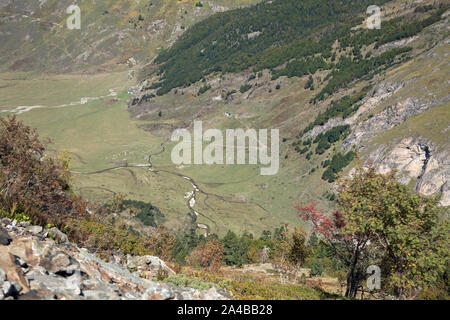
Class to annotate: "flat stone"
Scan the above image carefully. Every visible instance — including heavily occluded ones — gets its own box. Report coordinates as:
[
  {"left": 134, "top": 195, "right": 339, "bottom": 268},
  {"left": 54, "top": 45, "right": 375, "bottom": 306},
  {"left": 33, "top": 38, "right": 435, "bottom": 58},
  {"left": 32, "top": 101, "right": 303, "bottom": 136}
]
[
  {"left": 27, "top": 272, "right": 81, "bottom": 297},
  {"left": 27, "top": 225, "right": 43, "bottom": 235}
]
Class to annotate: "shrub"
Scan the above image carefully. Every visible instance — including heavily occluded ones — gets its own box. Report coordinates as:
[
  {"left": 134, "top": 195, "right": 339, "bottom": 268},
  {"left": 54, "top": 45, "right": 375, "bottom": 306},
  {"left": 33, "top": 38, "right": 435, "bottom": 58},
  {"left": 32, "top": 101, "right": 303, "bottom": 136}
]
[
  {"left": 197, "top": 84, "right": 211, "bottom": 95},
  {"left": 0, "top": 116, "right": 86, "bottom": 229},
  {"left": 321, "top": 151, "right": 355, "bottom": 182},
  {"left": 187, "top": 238, "right": 224, "bottom": 272},
  {"left": 239, "top": 84, "right": 252, "bottom": 93},
  {"left": 122, "top": 199, "right": 164, "bottom": 227}
]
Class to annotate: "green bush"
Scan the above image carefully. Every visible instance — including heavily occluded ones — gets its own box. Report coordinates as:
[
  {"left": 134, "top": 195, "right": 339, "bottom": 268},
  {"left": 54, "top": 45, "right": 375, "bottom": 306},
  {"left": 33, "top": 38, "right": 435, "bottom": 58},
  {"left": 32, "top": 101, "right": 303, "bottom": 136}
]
[
  {"left": 197, "top": 84, "right": 211, "bottom": 95},
  {"left": 239, "top": 84, "right": 252, "bottom": 93},
  {"left": 321, "top": 151, "right": 355, "bottom": 182}
]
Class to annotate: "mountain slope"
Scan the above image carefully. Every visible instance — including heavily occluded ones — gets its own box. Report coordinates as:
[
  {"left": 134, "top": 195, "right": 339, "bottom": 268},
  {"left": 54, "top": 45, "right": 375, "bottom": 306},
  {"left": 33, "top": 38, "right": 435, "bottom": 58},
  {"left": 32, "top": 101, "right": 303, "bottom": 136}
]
[
  {"left": 127, "top": 0, "right": 449, "bottom": 234},
  {"left": 0, "top": 0, "right": 258, "bottom": 73},
  {"left": 0, "top": 0, "right": 448, "bottom": 236}
]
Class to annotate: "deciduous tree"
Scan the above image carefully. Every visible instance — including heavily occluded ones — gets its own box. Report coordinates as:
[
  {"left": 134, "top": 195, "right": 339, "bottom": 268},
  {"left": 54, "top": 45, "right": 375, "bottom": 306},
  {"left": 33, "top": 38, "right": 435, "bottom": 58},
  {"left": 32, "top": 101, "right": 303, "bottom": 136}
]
[{"left": 296, "top": 167, "right": 449, "bottom": 299}]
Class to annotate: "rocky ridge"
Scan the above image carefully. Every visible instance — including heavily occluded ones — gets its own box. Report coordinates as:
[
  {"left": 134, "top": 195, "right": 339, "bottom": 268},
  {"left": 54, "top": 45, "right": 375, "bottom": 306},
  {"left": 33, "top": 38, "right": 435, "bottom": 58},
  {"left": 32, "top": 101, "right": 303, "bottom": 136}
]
[
  {"left": 364, "top": 137, "right": 449, "bottom": 206},
  {"left": 302, "top": 32, "right": 449, "bottom": 205},
  {"left": 0, "top": 219, "right": 228, "bottom": 300}
]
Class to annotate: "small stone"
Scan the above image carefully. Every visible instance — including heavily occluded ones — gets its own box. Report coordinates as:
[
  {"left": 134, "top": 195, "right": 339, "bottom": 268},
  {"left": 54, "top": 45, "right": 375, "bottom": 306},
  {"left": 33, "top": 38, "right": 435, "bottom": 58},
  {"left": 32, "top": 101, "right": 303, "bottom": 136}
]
[
  {"left": 27, "top": 225, "right": 43, "bottom": 235},
  {"left": 122, "top": 292, "right": 142, "bottom": 300}
]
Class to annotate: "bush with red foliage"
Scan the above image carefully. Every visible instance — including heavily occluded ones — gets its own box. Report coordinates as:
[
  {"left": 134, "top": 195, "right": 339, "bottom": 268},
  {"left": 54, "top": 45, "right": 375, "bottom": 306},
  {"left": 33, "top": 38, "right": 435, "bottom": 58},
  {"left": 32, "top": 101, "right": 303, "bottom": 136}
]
[
  {"left": 295, "top": 202, "right": 371, "bottom": 298},
  {"left": 0, "top": 116, "right": 86, "bottom": 228}
]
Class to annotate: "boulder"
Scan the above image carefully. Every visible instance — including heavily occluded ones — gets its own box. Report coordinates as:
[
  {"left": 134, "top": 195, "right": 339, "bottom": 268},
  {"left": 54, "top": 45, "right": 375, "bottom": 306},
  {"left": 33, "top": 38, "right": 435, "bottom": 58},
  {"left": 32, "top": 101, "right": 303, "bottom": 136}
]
[
  {"left": 142, "top": 283, "right": 174, "bottom": 300},
  {"left": 0, "top": 226, "right": 12, "bottom": 246},
  {"left": 47, "top": 227, "right": 69, "bottom": 244},
  {"left": 126, "top": 255, "right": 175, "bottom": 279},
  {"left": 2, "top": 281, "right": 22, "bottom": 297},
  {"left": 27, "top": 271, "right": 81, "bottom": 299},
  {"left": 41, "top": 251, "right": 80, "bottom": 276},
  {"left": 0, "top": 251, "right": 29, "bottom": 293},
  {"left": 27, "top": 225, "right": 43, "bottom": 235}
]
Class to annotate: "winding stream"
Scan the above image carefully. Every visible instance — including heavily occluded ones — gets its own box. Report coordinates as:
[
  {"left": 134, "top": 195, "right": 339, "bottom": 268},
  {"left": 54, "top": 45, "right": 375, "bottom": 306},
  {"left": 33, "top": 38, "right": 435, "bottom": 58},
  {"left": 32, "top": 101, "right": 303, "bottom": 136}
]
[
  {"left": 73, "top": 135, "right": 272, "bottom": 235},
  {"left": 70, "top": 109, "right": 271, "bottom": 235}
]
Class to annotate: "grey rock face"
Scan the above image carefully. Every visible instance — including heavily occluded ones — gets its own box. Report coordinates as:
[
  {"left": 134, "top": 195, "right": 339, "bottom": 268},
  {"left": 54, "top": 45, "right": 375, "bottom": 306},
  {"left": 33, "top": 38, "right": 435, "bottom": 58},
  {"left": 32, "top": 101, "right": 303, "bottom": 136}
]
[
  {"left": 304, "top": 70, "right": 449, "bottom": 206},
  {"left": 126, "top": 255, "right": 175, "bottom": 279},
  {"left": 341, "top": 96, "right": 441, "bottom": 150},
  {"left": 305, "top": 81, "right": 404, "bottom": 140},
  {"left": 0, "top": 219, "right": 229, "bottom": 300},
  {"left": 364, "top": 137, "right": 449, "bottom": 206}
]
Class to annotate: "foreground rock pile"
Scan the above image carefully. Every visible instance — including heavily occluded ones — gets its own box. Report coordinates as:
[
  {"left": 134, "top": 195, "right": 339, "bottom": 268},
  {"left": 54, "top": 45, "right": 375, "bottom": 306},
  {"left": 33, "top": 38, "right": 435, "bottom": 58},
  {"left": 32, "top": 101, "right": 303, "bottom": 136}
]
[{"left": 0, "top": 219, "right": 228, "bottom": 300}]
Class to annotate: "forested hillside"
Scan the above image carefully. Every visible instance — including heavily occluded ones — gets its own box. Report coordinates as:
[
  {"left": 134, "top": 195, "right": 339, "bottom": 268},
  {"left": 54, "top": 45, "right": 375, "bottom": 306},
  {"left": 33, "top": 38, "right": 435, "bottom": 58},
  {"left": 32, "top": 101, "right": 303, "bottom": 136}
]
[{"left": 151, "top": 0, "right": 447, "bottom": 97}]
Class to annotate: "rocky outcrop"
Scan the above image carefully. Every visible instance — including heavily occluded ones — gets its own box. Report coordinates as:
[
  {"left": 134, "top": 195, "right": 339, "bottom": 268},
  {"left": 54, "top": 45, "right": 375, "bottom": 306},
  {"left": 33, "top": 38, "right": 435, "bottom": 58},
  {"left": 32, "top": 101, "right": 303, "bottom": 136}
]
[
  {"left": 341, "top": 96, "right": 449, "bottom": 150},
  {"left": 126, "top": 255, "right": 175, "bottom": 280},
  {"left": 0, "top": 219, "right": 229, "bottom": 300},
  {"left": 364, "top": 137, "right": 449, "bottom": 206},
  {"left": 304, "top": 74, "right": 449, "bottom": 206},
  {"left": 305, "top": 81, "right": 405, "bottom": 139}
]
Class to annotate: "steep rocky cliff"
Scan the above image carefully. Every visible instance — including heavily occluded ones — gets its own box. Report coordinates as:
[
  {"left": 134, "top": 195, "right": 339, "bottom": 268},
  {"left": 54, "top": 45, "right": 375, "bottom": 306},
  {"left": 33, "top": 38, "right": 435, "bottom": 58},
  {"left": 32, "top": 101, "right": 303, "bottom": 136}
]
[
  {"left": 364, "top": 137, "right": 449, "bottom": 206},
  {"left": 302, "top": 20, "right": 450, "bottom": 206}
]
